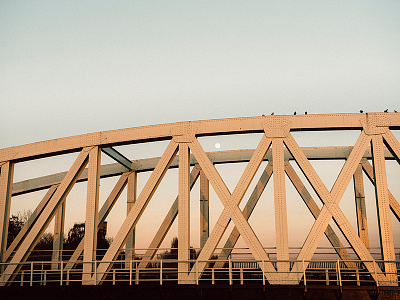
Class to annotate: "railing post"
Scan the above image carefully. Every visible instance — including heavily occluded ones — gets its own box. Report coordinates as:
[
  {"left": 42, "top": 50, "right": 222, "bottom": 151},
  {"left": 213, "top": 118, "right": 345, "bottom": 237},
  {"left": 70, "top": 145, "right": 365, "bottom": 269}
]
[
  {"left": 240, "top": 268, "right": 243, "bottom": 285},
  {"left": 325, "top": 269, "right": 329, "bottom": 286},
  {"left": 356, "top": 268, "right": 360, "bottom": 286},
  {"left": 20, "top": 271, "right": 24, "bottom": 286},
  {"left": 113, "top": 269, "right": 115, "bottom": 285},
  {"left": 44, "top": 270, "right": 46, "bottom": 286},
  {"left": 67, "top": 269, "right": 70, "bottom": 286},
  {"left": 130, "top": 260, "right": 132, "bottom": 285},
  {"left": 262, "top": 260, "right": 265, "bottom": 286},
  {"left": 212, "top": 267, "right": 214, "bottom": 285},
  {"left": 30, "top": 262, "right": 33, "bottom": 286},
  {"left": 94, "top": 260, "right": 97, "bottom": 285},
  {"left": 229, "top": 258, "right": 232, "bottom": 285},
  {"left": 195, "top": 261, "right": 198, "bottom": 285},
  {"left": 60, "top": 261, "right": 63, "bottom": 286},
  {"left": 337, "top": 260, "right": 342, "bottom": 288},
  {"left": 135, "top": 263, "right": 139, "bottom": 285},
  {"left": 302, "top": 260, "right": 307, "bottom": 287},
  {"left": 160, "top": 260, "right": 163, "bottom": 285}
]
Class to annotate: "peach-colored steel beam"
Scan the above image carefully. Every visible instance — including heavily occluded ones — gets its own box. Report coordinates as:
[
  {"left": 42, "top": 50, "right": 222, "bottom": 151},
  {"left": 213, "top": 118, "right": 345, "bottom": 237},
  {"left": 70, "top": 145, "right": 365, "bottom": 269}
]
[
  {"left": 285, "top": 131, "right": 395, "bottom": 285},
  {"left": 199, "top": 169, "right": 209, "bottom": 250},
  {"left": 178, "top": 143, "right": 191, "bottom": 283},
  {"left": 0, "top": 148, "right": 90, "bottom": 285},
  {"left": 11, "top": 146, "right": 395, "bottom": 197},
  {"left": 0, "top": 162, "right": 14, "bottom": 267},
  {"left": 64, "top": 173, "right": 130, "bottom": 271},
  {"left": 214, "top": 163, "right": 273, "bottom": 268},
  {"left": 272, "top": 139, "right": 289, "bottom": 275},
  {"left": 353, "top": 164, "right": 369, "bottom": 248},
  {"left": 186, "top": 136, "right": 279, "bottom": 284},
  {"left": 360, "top": 161, "right": 400, "bottom": 222},
  {"left": 83, "top": 147, "right": 101, "bottom": 285},
  {"left": 93, "top": 140, "right": 178, "bottom": 283},
  {"left": 51, "top": 201, "right": 66, "bottom": 270},
  {"left": 5, "top": 185, "right": 58, "bottom": 261},
  {"left": 370, "top": 135, "right": 396, "bottom": 283},
  {"left": 137, "top": 165, "right": 201, "bottom": 270},
  {"left": 2, "top": 113, "right": 400, "bottom": 163},
  {"left": 125, "top": 171, "right": 137, "bottom": 268},
  {"left": 284, "top": 162, "right": 356, "bottom": 269}
]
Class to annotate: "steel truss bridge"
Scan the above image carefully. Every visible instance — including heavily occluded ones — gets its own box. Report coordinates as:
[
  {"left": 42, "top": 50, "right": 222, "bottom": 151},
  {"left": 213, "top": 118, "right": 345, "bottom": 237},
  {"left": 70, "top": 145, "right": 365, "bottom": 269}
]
[{"left": 1, "top": 112, "right": 400, "bottom": 288}]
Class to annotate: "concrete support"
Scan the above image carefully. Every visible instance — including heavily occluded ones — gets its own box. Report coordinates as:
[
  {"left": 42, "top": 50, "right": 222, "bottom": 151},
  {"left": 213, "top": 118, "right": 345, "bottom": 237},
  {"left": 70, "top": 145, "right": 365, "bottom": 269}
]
[
  {"left": 353, "top": 164, "right": 369, "bottom": 248},
  {"left": 51, "top": 201, "right": 66, "bottom": 270},
  {"left": 199, "top": 170, "right": 209, "bottom": 250},
  {"left": 178, "top": 143, "right": 190, "bottom": 284},
  {"left": 83, "top": 147, "right": 101, "bottom": 285},
  {"left": 0, "top": 162, "right": 14, "bottom": 268},
  {"left": 125, "top": 172, "right": 137, "bottom": 268},
  {"left": 371, "top": 135, "right": 397, "bottom": 284},
  {"left": 272, "top": 139, "right": 289, "bottom": 275}
]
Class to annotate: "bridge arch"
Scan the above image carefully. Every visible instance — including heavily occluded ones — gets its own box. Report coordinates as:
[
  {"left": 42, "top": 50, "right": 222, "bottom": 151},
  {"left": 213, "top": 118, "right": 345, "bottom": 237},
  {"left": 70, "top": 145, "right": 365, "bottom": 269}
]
[{"left": 0, "top": 112, "right": 400, "bottom": 286}]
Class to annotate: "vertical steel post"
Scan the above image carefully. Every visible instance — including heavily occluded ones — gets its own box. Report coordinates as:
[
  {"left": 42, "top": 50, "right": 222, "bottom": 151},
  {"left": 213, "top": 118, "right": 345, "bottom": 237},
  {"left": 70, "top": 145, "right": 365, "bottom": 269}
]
[
  {"left": 52, "top": 201, "right": 66, "bottom": 270},
  {"left": 353, "top": 164, "right": 370, "bottom": 248},
  {"left": 371, "top": 135, "right": 397, "bottom": 284},
  {"left": 0, "top": 162, "right": 14, "bottom": 268},
  {"left": 83, "top": 147, "right": 101, "bottom": 285},
  {"left": 178, "top": 143, "right": 190, "bottom": 284},
  {"left": 272, "top": 139, "right": 290, "bottom": 279},
  {"left": 200, "top": 170, "right": 209, "bottom": 250},
  {"left": 125, "top": 172, "right": 137, "bottom": 268}
]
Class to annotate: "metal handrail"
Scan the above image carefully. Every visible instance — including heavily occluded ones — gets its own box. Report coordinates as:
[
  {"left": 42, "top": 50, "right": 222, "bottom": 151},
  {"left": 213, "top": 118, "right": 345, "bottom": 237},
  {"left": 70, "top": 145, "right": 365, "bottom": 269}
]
[{"left": 1, "top": 258, "right": 399, "bottom": 287}]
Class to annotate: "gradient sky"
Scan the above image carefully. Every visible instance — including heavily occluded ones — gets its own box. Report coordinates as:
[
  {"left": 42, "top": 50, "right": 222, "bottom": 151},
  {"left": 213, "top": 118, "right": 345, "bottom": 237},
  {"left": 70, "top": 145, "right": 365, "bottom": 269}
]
[{"left": 1, "top": 1, "right": 400, "bottom": 256}]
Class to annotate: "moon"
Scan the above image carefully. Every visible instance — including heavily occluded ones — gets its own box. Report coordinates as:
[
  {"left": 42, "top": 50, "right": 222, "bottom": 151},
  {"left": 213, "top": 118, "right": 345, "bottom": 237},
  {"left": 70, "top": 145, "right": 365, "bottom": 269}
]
[{"left": 215, "top": 143, "right": 221, "bottom": 149}]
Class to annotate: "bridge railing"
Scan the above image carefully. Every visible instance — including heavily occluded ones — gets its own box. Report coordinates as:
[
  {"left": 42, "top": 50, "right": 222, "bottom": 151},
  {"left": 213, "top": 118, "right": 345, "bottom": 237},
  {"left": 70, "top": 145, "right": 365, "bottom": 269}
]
[{"left": 1, "top": 259, "right": 399, "bottom": 287}]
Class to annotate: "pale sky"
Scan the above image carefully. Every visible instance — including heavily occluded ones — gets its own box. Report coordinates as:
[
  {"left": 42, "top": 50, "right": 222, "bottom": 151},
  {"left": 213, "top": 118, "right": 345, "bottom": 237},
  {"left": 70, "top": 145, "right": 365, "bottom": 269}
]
[{"left": 1, "top": 1, "right": 400, "bottom": 257}]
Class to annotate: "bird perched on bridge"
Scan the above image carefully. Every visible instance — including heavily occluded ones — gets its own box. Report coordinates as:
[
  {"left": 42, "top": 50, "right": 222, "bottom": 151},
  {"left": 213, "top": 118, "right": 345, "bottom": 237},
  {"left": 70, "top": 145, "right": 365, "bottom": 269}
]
[
  {"left": 305, "top": 111, "right": 307, "bottom": 114},
  {"left": 294, "top": 111, "right": 297, "bottom": 115},
  {"left": 271, "top": 112, "right": 274, "bottom": 115},
  {"left": 360, "top": 110, "right": 363, "bottom": 113},
  {"left": 262, "top": 114, "right": 265, "bottom": 116},
  {"left": 384, "top": 109, "right": 388, "bottom": 112},
  {"left": 395, "top": 110, "right": 398, "bottom": 113}
]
